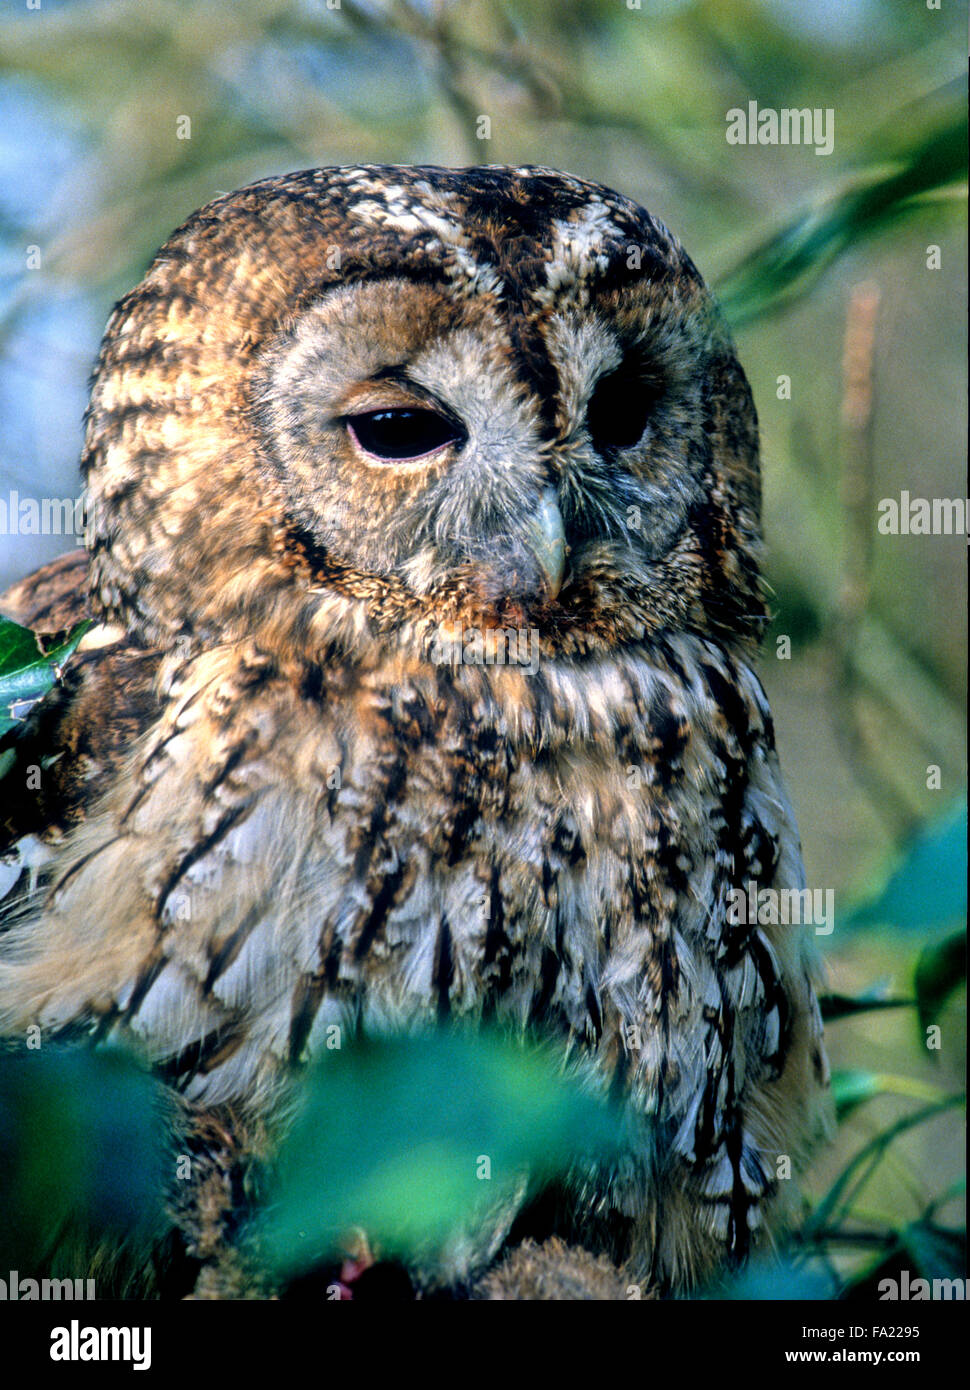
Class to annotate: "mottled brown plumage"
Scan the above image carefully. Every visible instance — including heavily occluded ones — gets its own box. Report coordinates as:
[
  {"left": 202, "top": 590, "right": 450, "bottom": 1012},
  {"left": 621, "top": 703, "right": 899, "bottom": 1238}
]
[{"left": 0, "top": 164, "right": 830, "bottom": 1297}]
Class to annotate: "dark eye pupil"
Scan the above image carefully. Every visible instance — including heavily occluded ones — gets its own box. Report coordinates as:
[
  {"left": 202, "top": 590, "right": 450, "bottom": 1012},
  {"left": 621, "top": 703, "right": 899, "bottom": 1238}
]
[
  {"left": 348, "top": 408, "right": 461, "bottom": 461},
  {"left": 586, "top": 371, "right": 658, "bottom": 452}
]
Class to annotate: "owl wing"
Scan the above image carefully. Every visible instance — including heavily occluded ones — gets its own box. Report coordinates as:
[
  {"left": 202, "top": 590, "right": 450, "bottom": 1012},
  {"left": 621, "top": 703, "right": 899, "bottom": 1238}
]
[
  {"left": 1, "top": 548, "right": 90, "bottom": 632},
  {"left": 646, "top": 669, "right": 832, "bottom": 1285},
  {"left": 0, "top": 551, "right": 161, "bottom": 906},
  {"left": 0, "top": 618, "right": 324, "bottom": 1099}
]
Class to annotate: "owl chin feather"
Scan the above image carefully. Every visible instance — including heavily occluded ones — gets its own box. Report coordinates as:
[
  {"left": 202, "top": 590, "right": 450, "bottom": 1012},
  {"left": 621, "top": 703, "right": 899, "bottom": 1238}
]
[{"left": 0, "top": 163, "right": 830, "bottom": 1298}]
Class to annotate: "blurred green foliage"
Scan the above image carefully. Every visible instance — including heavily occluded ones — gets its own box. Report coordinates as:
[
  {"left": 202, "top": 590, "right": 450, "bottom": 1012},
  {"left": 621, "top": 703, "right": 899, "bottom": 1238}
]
[
  {"left": 262, "top": 1029, "right": 624, "bottom": 1275},
  {"left": 718, "top": 76, "right": 967, "bottom": 325},
  {"left": 846, "top": 797, "right": 967, "bottom": 936},
  {"left": 0, "top": 1046, "right": 167, "bottom": 1272},
  {"left": 914, "top": 931, "right": 966, "bottom": 1040},
  {"left": 0, "top": 0, "right": 964, "bottom": 1298}
]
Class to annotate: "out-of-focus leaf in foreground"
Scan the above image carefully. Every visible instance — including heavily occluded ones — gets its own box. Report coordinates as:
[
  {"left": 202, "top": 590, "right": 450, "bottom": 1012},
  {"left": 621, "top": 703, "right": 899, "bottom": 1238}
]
[
  {"left": 262, "top": 1029, "right": 625, "bottom": 1275},
  {"left": 696, "top": 1254, "right": 839, "bottom": 1301},
  {"left": 0, "top": 1047, "right": 168, "bottom": 1270}
]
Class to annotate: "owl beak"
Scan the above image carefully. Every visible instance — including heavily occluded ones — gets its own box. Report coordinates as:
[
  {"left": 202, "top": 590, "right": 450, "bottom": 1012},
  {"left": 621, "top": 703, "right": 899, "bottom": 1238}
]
[{"left": 523, "top": 488, "right": 567, "bottom": 602}]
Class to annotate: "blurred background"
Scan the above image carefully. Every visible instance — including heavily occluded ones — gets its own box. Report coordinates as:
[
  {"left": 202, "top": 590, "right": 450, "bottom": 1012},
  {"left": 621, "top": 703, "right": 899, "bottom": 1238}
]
[{"left": 0, "top": 0, "right": 965, "bottom": 1294}]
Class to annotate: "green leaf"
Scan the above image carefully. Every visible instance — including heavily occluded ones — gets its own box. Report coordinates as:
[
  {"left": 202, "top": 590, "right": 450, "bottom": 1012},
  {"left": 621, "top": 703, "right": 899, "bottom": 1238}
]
[
  {"left": 718, "top": 77, "right": 968, "bottom": 327},
  {"left": 914, "top": 930, "right": 966, "bottom": 1037},
  {"left": 261, "top": 1029, "right": 625, "bottom": 1274},
  {"left": 0, "top": 1047, "right": 169, "bottom": 1271},
  {"left": 803, "top": 1095, "right": 966, "bottom": 1240},
  {"left": 0, "top": 616, "right": 91, "bottom": 738},
  {"left": 831, "top": 1069, "right": 949, "bottom": 1122},
  {"left": 900, "top": 1221, "right": 966, "bottom": 1281},
  {"left": 831, "top": 1070, "right": 881, "bottom": 1120},
  {"left": 923, "top": 1176, "right": 966, "bottom": 1223}
]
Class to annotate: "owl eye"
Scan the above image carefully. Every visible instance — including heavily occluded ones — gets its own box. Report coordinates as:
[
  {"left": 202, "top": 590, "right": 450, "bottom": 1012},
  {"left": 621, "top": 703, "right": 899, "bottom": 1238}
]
[
  {"left": 346, "top": 408, "right": 463, "bottom": 461},
  {"left": 586, "top": 368, "right": 660, "bottom": 453}
]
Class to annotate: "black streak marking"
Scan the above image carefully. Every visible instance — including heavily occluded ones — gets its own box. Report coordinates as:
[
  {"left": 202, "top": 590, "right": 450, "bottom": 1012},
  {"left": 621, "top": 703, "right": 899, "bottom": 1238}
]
[
  {"left": 433, "top": 914, "right": 454, "bottom": 1019},
  {"left": 288, "top": 973, "right": 329, "bottom": 1063},
  {"left": 352, "top": 861, "right": 406, "bottom": 961}
]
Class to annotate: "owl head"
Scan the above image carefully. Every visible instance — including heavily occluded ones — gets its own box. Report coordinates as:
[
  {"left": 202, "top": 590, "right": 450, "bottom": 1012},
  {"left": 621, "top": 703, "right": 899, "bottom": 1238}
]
[{"left": 82, "top": 165, "right": 765, "bottom": 673}]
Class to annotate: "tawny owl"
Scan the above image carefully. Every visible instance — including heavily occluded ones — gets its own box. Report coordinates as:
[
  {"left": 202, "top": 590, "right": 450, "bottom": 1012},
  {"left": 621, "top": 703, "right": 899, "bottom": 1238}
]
[{"left": 0, "top": 164, "right": 830, "bottom": 1299}]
